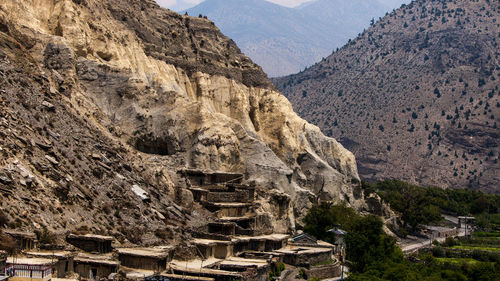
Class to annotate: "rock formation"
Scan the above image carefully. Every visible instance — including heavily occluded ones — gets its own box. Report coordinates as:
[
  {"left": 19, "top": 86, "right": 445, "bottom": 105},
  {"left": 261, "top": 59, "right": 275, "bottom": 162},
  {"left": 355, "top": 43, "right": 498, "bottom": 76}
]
[{"left": 0, "top": 0, "right": 379, "bottom": 244}]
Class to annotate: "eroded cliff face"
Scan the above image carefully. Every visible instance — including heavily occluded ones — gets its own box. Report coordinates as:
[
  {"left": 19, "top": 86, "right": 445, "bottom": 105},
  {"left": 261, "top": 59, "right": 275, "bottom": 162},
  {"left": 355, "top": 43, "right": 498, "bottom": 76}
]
[{"left": 0, "top": 0, "right": 375, "bottom": 238}]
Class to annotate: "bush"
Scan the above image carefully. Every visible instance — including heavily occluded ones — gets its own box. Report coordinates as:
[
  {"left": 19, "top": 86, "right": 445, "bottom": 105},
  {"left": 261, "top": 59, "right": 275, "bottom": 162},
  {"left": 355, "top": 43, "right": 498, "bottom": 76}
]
[
  {"left": 299, "top": 268, "right": 307, "bottom": 280},
  {"left": 432, "top": 247, "right": 445, "bottom": 257},
  {"left": 35, "top": 227, "right": 56, "bottom": 245},
  {"left": 443, "top": 237, "right": 456, "bottom": 247},
  {"left": 269, "top": 262, "right": 285, "bottom": 279}
]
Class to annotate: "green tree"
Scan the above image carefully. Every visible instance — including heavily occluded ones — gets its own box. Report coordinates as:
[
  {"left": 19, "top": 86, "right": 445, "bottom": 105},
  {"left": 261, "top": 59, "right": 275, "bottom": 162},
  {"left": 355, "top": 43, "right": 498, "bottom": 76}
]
[{"left": 345, "top": 215, "right": 402, "bottom": 272}]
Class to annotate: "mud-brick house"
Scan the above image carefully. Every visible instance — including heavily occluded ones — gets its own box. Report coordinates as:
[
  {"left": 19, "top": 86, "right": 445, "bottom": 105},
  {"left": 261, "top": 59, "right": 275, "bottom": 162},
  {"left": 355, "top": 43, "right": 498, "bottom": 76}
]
[
  {"left": 5, "top": 257, "right": 56, "bottom": 281},
  {"left": 66, "top": 234, "right": 113, "bottom": 253},
  {"left": 25, "top": 251, "right": 74, "bottom": 278},
  {"left": 74, "top": 253, "right": 118, "bottom": 279},
  {"left": 4, "top": 230, "right": 36, "bottom": 250},
  {"left": 193, "top": 239, "right": 234, "bottom": 259},
  {"left": 178, "top": 169, "right": 243, "bottom": 186},
  {"left": 116, "top": 247, "right": 173, "bottom": 272}
]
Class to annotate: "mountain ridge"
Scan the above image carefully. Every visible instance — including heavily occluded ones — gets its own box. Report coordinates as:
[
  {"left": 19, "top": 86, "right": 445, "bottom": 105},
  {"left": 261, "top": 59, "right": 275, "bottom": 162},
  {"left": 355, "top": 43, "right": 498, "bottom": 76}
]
[
  {"left": 274, "top": 0, "right": 500, "bottom": 193},
  {"left": 185, "top": 0, "right": 407, "bottom": 77}
]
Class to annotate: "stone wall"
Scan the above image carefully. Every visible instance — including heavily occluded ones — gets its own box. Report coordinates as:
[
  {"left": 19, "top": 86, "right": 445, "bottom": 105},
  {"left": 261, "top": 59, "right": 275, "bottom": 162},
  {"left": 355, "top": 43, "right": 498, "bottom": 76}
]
[
  {"left": 283, "top": 250, "right": 333, "bottom": 267},
  {"left": 304, "top": 263, "right": 341, "bottom": 280},
  {"left": 66, "top": 238, "right": 112, "bottom": 253},
  {"left": 118, "top": 255, "right": 167, "bottom": 271}
]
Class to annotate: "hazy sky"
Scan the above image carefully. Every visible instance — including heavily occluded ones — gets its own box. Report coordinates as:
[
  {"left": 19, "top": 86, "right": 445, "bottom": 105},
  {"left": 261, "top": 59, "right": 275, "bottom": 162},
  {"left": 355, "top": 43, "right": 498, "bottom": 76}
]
[
  {"left": 157, "top": 0, "right": 325, "bottom": 11},
  {"left": 157, "top": 0, "right": 407, "bottom": 12}
]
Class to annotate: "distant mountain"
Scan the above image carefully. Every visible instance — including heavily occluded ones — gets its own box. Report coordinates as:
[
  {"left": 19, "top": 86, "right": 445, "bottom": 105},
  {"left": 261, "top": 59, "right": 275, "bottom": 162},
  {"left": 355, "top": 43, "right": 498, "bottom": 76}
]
[
  {"left": 274, "top": 0, "right": 500, "bottom": 193},
  {"left": 185, "top": 0, "right": 406, "bottom": 77}
]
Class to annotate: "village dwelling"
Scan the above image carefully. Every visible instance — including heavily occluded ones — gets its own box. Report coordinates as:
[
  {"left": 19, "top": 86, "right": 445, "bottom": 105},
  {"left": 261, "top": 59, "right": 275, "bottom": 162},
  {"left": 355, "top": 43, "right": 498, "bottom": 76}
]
[
  {"left": 4, "top": 230, "right": 36, "bottom": 250},
  {"left": 119, "top": 268, "right": 156, "bottom": 280},
  {"left": 73, "top": 253, "right": 118, "bottom": 279},
  {"left": 155, "top": 273, "right": 214, "bottom": 281},
  {"left": 178, "top": 169, "right": 243, "bottom": 186},
  {"left": 116, "top": 247, "right": 173, "bottom": 272},
  {"left": 5, "top": 257, "right": 55, "bottom": 281},
  {"left": 193, "top": 239, "right": 234, "bottom": 259},
  {"left": 66, "top": 234, "right": 114, "bottom": 253},
  {"left": 458, "top": 216, "right": 476, "bottom": 229},
  {"left": 427, "top": 226, "right": 458, "bottom": 239},
  {"left": 24, "top": 251, "right": 75, "bottom": 278},
  {"left": 289, "top": 233, "right": 318, "bottom": 246}
]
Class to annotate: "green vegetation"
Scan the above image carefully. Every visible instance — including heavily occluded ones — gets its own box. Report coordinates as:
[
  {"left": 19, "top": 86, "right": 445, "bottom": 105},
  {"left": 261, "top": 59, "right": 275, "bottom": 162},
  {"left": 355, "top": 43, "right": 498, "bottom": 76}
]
[
  {"left": 474, "top": 232, "right": 500, "bottom": 238},
  {"left": 304, "top": 203, "right": 403, "bottom": 273},
  {"left": 434, "top": 257, "right": 480, "bottom": 265},
  {"left": 303, "top": 202, "right": 358, "bottom": 244},
  {"left": 304, "top": 202, "right": 500, "bottom": 281},
  {"left": 312, "top": 258, "right": 336, "bottom": 266},
  {"left": 269, "top": 262, "right": 285, "bottom": 280},
  {"left": 362, "top": 180, "right": 500, "bottom": 233},
  {"left": 452, "top": 245, "right": 500, "bottom": 252}
]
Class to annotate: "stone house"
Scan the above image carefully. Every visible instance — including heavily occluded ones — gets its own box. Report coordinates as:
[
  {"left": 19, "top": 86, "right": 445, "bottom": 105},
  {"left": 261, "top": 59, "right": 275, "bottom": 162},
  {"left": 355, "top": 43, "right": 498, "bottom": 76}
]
[
  {"left": 66, "top": 234, "right": 113, "bottom": 253},
  {"left": 116, "top": 247, "right": 173, "bottom": 272},
  {"left": 73, "top": 253, "right": 118, "bottom": 279},
  {"left": 4, "top": 230, "right": 36, "bottom": 250}
]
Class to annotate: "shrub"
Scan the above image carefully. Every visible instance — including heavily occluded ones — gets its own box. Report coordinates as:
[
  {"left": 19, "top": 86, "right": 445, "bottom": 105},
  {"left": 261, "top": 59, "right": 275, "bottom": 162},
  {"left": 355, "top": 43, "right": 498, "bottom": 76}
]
[
  {"left": 299, "top": 268, "right": 307, "bottom": 280},
  {"left": 443, "top": 237, "right": 456, "bottom": 247},
  {"left": 35, "top": 227, "right": 56, "bottom": 245},
  {"left": 432, "top": 246, "right": 445, "bottom": 257}
]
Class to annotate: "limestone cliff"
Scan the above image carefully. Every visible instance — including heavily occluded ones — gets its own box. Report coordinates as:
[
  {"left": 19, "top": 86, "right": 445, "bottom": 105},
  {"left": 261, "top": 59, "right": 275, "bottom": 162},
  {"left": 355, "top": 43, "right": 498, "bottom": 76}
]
[{"left": 0, "top": 0, "right": 378, "bottom": 241}]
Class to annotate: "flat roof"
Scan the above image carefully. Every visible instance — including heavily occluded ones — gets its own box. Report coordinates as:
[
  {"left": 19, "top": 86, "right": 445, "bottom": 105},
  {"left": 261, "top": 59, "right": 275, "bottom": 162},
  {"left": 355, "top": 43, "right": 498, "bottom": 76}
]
[
  {"left": 192, "top": 239, "right": 232, "bottom": 246},
  {"left": 67, "top": 233, "right": 114, "bottom": 241},
  {"left": 25, "top": 251, "right": 74, "bottom": 259},
  {"left": 4, "top": 230, "right": 36, "bottom": 239},
  {"left": 160, "top": 273, "right": 215, "bottom": 281},
  {"left": 219, "top": 215, "right": 255, "bottom": 222},
  {"left": 170, "top": 258, "right": 221, "bottom": 270},
  {"left": 120, "top": 267, "right": 155, "bottom": 278},
  {"left": 116, "top": 247, "right": 172, "bottom": 259},
  {"left": 220, "top": 257, "right": 268, "bottom": 268},
  {"left": 274, "top": 246, "right": 332, "bottom": 255},
  {"left": 7, "top": 257, "right": 56, "bottom": 265},
  {"left": 427, "top": 226, "right": 456, "bottom": 232},
  {"left": 232, "top": 234, "right": 289, "bottom": 243},
  {"left": 206, "top": 202, "right": 252, "bottom": 208},
  {"left": 177, "top": 169, "right": 243, "bottom": 177},
  {"left": 169, "top": 264, "right": 242, "bottom": 278},
  {"left": 74, "top": 253, "right": 118, "bottom": 266}
]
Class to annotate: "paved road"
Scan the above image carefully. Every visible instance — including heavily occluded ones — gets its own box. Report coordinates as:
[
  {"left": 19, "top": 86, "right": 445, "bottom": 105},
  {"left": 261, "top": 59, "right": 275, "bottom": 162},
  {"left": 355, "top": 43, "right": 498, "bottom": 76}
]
[
  {"left": 442, "top": 214, "right": 459, "bottom": 224},
  {"left": 402, "top": 228, "right": 466, "bottom": 253}
]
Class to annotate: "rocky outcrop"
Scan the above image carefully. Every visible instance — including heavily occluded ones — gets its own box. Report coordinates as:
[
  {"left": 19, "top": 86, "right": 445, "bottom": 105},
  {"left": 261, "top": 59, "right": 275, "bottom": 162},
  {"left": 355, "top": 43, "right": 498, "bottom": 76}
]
[{"left": 0, "top": 0, "right": 371, "bottom": 239}]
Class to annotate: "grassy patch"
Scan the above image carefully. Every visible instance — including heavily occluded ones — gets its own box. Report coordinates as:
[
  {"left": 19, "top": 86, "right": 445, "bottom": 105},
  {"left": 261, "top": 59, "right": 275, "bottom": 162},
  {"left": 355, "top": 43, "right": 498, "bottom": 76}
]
[
  {"left": 452, "top": 245, "right": 500, "bottom": 252},
  {"left": 435, "top": 257, "right": 480, "bottom": 265},
  {"left": 312, "top": 258, "right": 336, "bottom": 266},
  {"left": 473, "top": 231, "right": 500, "bottom": 238}
]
